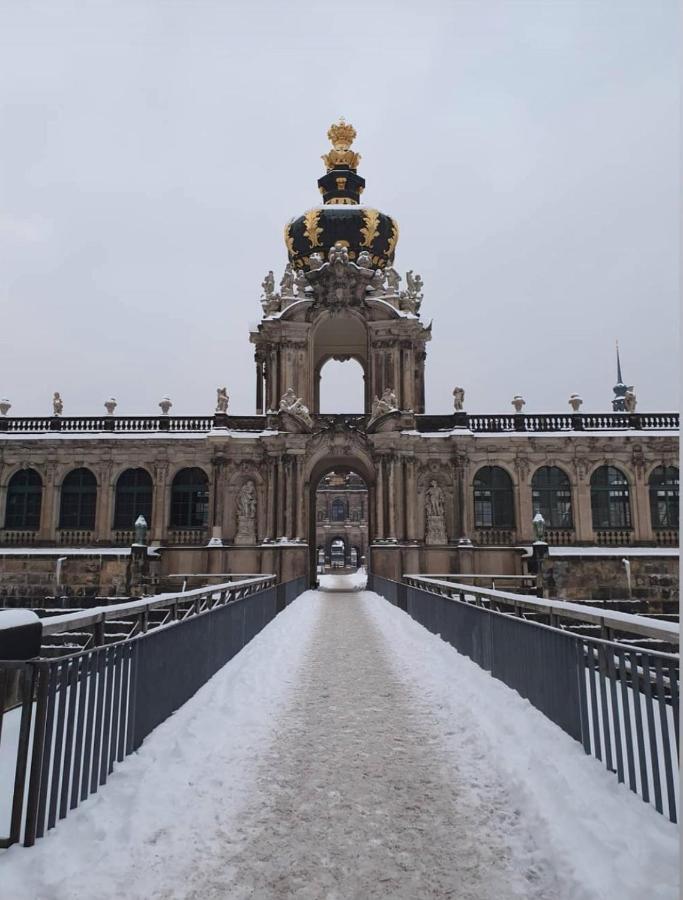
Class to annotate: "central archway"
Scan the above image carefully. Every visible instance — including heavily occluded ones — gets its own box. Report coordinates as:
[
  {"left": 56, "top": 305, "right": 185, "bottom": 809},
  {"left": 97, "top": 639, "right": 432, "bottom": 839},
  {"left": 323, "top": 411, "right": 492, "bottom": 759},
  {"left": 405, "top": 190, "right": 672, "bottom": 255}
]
[
  {"left": 312, "top": 313, "right": 369, "bottom": 414},
  {"left": 306, "top": 450, "right": 375, "bottom": 586}
]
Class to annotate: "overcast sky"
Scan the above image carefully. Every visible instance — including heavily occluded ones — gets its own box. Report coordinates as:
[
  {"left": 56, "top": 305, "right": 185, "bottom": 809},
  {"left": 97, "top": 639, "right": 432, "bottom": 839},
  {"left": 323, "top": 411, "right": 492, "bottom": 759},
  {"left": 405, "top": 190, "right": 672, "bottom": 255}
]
[{"left": 1, "top": 0, "right": 678, "bottom": 417}]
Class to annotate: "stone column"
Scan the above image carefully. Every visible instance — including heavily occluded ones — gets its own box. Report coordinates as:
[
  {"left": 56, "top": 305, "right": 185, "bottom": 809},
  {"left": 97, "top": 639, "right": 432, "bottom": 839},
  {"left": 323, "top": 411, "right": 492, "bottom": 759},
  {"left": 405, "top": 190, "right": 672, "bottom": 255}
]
[
  {"left": 460, "top": 459, "right": 472, "bottom": 540},
  {"left": 387, "top": 457, "right": 397, "bottom": 541},
  {"left": 284, "top": 456, "right": 294, "bottom": 540},
  {"left": 516, "top": 474, "right": 534, "bottom": 542},
  {"left": 152, "top": 464, "right": 168, "bottom": 544},
  {"left": 255, "top": 356, "right": 264, "bottom": 415},
  {"left": 295, "top": 455, "right": 305, "bottom": 541},
  {"left": 401, "top": 344, "right": 412, "bottom": 412},
  {"left": 95, "top": 464, "right": 113, "bottom": 542},
  {"left": 265, "top": 458, "right": 276, "bottom": 541},
  {"left": 39, "top": 464, "right": 59, "bottom": 544},
  {"left": 276, "top": 456, "right": 285, "bottom": 539},
  {"left": 375, "top": 457, "right": 384, "bottom": 540},
  {"left": 404, "top": 458, "right": 418, "bottom": 541},
  {"left": 573, "top": 467, "right": 593, "bottom": 542},
  {"left": 632, "top": 470, "right": 653, "bottom": 543}
]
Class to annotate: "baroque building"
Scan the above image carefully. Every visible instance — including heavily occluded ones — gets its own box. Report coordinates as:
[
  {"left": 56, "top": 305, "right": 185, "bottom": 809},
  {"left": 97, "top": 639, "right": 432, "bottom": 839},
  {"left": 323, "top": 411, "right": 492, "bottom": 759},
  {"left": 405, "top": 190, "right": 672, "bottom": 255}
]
[{"left": 0, "top": 121, "right": 679, "bottom": 600}]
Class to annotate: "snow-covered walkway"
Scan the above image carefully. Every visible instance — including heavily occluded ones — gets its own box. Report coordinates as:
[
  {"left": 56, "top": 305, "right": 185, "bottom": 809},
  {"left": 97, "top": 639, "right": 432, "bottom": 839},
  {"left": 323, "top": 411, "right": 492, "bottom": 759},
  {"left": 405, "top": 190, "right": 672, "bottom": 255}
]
[{"left": 1, "top": 584, "right": 678, "bottom": 899}]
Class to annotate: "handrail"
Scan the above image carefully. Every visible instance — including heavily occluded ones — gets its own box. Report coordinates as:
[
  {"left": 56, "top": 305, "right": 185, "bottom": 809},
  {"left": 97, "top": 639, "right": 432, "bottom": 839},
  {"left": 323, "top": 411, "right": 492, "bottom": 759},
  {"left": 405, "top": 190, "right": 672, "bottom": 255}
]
[
  {"left": 40, "top": 575, "right": 275, "bottom": 640},
  {"left": 403, "top": 575, "right": 679, "bottom": 644}
]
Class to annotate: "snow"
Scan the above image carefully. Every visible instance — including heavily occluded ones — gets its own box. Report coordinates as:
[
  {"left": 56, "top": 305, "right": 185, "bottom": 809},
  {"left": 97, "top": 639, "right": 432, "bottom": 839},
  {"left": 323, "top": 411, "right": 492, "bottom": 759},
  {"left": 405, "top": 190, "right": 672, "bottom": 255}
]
[
  {"left": 548, "top": 546, "right": 678, "bottom": 557},
  {"left": 0, "top": 609, "right": 40, "bottom": 629},
  {"left": 0, "top": 588, "right": 678, "bottom": 899},
  {"left": 0, "top": 431, "right": 276, "bottom": 441},
  {"left": 0, "top": 547, "right": 159, "bottom": 557},
  {"left": 318, "top": 566, "right": 368, "bottom": 591},
  {"left": 403, "top": 429, "right": 678, "bottom": 438}
]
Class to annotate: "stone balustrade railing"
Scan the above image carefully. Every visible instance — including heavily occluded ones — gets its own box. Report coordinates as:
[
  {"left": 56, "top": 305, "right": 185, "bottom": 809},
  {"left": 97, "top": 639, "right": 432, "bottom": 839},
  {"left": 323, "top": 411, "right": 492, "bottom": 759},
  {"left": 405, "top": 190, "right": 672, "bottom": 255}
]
[{"left": 0, "top": 411, "right": 677, "bottom": 435}]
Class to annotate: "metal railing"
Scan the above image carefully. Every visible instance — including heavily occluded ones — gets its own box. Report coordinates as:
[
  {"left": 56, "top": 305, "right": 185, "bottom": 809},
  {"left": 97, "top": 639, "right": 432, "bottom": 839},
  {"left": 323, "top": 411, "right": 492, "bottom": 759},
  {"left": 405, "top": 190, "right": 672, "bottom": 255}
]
[
  {"left": 1, "top": 411, "right": 677, "bottom": 435},
  {"left": 371, "top": 573, "right": 679, "bottom": 822},
  {"left": 0, "top": 573, "right": 306, "bottom": 848}
]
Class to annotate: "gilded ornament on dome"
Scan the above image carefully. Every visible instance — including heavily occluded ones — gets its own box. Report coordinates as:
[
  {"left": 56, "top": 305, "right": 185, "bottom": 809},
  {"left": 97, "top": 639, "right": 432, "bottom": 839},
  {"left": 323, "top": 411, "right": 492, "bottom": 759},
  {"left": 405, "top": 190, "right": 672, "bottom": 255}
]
[
  {"left": 386, "top": 219, "right": 399, "bottom": 258},
  {"left": 303, "top": 209, "right": 323, "bottom": 248},
  {"left": 321, "top": 148, "right": 361, "bottom": 172},
  {"left": 321, "top": 118, "right": 361, "bottom": 172},
  {"left": 283, "top": 223, "right": 295, "bottom": 255},
  {"left": 360, "top": 209, "right": 380, "bottom": 248}
]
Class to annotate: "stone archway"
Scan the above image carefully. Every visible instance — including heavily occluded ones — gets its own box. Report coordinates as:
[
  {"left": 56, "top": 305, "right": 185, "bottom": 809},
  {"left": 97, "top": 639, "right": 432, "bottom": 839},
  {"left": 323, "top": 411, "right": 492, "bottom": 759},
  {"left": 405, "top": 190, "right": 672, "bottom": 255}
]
[{"left": 306, "top": 448, "right": 374, "bottom": 586}]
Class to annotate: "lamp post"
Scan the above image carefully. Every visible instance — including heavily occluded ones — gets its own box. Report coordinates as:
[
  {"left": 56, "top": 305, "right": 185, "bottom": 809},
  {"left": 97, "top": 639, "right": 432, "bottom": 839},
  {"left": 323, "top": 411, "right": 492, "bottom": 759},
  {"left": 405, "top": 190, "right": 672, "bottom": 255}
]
[{"left": 531, "top": 512, "right": 549, "bottom": 598}]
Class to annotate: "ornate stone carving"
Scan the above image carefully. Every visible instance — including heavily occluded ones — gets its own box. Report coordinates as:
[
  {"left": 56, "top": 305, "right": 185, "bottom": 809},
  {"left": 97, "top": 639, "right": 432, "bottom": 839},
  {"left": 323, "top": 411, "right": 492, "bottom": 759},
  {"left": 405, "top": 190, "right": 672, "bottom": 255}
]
[
  {"left": 385, "top": 266, "right": 401, "bottom": 294},
  {"left": 308, "top": 252, "right": 324, "bottom": 270},
  {"left": 425, "top": 480, "right": 447, "bottom": 545},
  {"left": 235, "top": 480, "right": 257, "bottom": 544},
  {"left": 279, "top": 388, "right": 313, "bottom": 427},
  {"left": 453, "top": 387, "right": 465, "bottom": 411},
  {"left": 370, "top": 387, "right": 399, "bottom": 420},
  {"left": 511, "top": 395, "right": 525, "bottom": 413},
  {"left": 400, "top": 270, "right": 423, "bottom": 313},
  {"left": 260, "top": 270, "right": 280, "bottom": 315},
  {"left": 369, "top": 268, "right": 387, "bottom": 295},
  {"left": 328, "top": 241, "right": 349, "bottom": 265},
  {"left": 280, "top": 263, "right": 295, "bottom": 299},
  {"left": 215, "top": 387, "right": 229, "bottom": 413},
  {"left": 52, "top": 392, "right": 63, "bottom": 416},
  {"left": 624, "top": 389, "right": 637, "bottom": 413},
  {"left": 356, "top": 250, "right": 373, "bottom": 270}
]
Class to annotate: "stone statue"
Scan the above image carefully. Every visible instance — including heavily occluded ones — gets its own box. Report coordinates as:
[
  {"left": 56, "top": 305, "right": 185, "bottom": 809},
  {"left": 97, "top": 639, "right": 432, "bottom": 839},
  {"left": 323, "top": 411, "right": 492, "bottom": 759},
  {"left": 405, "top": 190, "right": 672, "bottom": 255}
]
[
  {"left": 385, "top": 267, "right": 401, "bottom": 294},
  {"left": 624, "top": 389, "right": 637, "bottom": 413},
  {"left": 279, "top": 387, "right": 313, "bottom": 427},
  {"left": 452, "top": 386, "right": 465, "bottom": 411},
  {"left": 425, "top": 480, "right": 447, "bottom": 545},
  {"left": 371, "top": 386, "right": 399, "bottom": 419},
  {"left": 328, "top": 241, "right": 349, "bottom": 265},
  {"left": 0, "top": 399, "right": 10, "bottom": 416},
  {"left": 280, "top": 263, "right": 295, "bottom": 298},
  {"left": 52, "top": 392, "right": 63, "bottom": 416},
  {"left": 568, "top": 394, "right": 583, "bottom": 412},
  {"left": 159, "top": 396, "right": 172, "bottom": 415},
  {"left": 356, "top": 250, "right": 373, "bottom": 269},
  {"left": 370, "top": 268, "right": 387, "bottom": 295},
  {"left": 260, "top": 270, "right": 280, "bottom": 315},
  {"left": 235, "top": 480, "right": 257, "bottom": 544},
  {"left": 295, "top": 269, "right": 309, "bottom": 296},
  {"left": 216, "top": 387, "right": 229, "bottom": 413},
  {"left": 104, "top": 398, "right": 117, "bottom": 415},
  {"left": 511, "top": 395, "right": 525, "bottom": 413},
  {"left": 308, "top": 252, "right": 324, "bottom": 270}
]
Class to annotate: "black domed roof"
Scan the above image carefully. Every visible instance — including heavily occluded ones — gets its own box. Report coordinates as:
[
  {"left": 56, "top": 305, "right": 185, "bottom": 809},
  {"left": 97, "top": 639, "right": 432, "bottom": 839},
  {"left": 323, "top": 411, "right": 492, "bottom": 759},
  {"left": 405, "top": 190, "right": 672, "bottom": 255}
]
[{"left": 283, "top": 120, "right": 399, "bottom": 271}]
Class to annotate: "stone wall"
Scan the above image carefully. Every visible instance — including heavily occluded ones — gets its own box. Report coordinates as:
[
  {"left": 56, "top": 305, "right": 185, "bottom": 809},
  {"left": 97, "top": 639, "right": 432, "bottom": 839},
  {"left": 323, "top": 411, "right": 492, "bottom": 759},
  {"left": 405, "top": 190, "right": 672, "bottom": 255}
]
[
  {"left": 0, "top": 553, "right": 135, "bottom": 602},
  {"left": 542, "top": 554, "right": 679, "bottom": 609}
]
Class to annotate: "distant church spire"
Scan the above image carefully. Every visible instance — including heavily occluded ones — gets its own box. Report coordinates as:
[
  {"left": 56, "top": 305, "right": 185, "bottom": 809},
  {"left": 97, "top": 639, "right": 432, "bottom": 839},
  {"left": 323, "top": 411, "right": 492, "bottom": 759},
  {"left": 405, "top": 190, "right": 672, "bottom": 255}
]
[{"left": 612, "top": 341, "right": 633, "bottom": 411}]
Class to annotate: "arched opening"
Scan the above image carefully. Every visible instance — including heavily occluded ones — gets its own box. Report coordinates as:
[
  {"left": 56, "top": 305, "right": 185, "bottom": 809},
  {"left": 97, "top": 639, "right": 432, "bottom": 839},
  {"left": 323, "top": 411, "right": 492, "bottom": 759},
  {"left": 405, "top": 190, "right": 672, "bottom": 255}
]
[
  {"left": 531, "top": 466, "right": 573, "bottom": 529},
  {"left": 590, "top": 465, "right": 632, "bottom": 531},
  {"left": 5, "top": 468, "right": 43, "bottom": 530},
  {"left": 114, "top": 468, "right": 153, "bottom": 530},
  {"left": 59, "top": 468, "right": 97, "bottom": 531},
  {"left": 170, "top": 467, "right": 209, "bottom": 530},
  {"left": 312, "top": 314, "right": 368, "bottom": 413},
  {"left": 649, "top": 466, "right": 679, "bottom": 530},
  {"left": 318, "top": 358, "right": 365, "bottom": 414},
  {"left": 310, "top": 463, "right": 371, "bottom": 584}
]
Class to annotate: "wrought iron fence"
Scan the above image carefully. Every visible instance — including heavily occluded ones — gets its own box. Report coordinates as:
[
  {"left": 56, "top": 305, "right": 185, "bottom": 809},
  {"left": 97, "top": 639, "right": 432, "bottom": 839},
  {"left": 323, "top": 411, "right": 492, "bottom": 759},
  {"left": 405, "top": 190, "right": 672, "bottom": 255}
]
[
  {"left": 0, "top": 574, "right": 306, "bottom": 848},
  {"left": 369, "top": 573, "right": 679, "bottom": 822}
]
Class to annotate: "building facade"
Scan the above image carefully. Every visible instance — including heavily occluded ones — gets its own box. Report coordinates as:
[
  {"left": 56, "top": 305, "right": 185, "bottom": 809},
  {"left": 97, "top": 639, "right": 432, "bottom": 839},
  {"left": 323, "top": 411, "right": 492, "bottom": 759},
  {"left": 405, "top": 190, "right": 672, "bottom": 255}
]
[{"left": 0, "top": 122, "right": 678, "bottom": 598}]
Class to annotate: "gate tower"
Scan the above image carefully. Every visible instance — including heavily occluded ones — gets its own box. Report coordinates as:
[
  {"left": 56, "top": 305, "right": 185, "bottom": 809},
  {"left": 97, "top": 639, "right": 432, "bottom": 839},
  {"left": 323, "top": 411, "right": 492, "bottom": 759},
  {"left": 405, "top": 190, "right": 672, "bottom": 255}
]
[{"left": 250, "top": 120, "right": 431, "bottom": 416}]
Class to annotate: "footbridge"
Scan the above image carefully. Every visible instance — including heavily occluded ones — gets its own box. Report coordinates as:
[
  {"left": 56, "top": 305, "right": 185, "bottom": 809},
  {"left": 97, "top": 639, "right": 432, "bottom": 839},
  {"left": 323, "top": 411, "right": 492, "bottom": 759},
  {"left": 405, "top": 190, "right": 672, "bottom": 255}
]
[{"left": 0, "top": 570, "right": 679, "bottom": 896}]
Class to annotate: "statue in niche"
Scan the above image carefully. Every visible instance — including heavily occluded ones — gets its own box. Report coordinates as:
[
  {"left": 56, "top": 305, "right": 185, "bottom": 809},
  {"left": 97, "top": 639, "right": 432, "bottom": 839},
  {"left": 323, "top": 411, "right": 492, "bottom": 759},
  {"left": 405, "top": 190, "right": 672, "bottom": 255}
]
[
  {"left": 452, "top": 386, "right": 465, "bottom": 411},
  {"left": 215, "top": 387, "right": 229, "bottom": 413},
  {"left": 279, "top": 387, "right": 313, "bottom": 427},
  {"left": 425, "top": 480, "right": 447, "bottom": 545},
  {"left": 280, "top": 263, "right": 295, "bottom": 298},
  {"left": 235, "top": 480, "right": 257, "bottom": 545},
  {"left": 52, "top": 392, "right": 63, "bottom": 416}
]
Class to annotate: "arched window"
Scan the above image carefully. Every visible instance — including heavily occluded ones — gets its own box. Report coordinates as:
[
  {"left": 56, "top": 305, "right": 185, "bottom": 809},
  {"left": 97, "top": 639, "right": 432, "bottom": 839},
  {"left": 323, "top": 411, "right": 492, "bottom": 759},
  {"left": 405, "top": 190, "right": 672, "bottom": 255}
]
[
  {"left": 531, "top": 466, "right": 573, "bottom": 528},
  {"left": 649, "top": 466, "right": 679, "bottom": 529},
  {"left": 5, "top": 469, "right": 42, "bottom": 530},
  {"left": 473, "top": 466, "right": 514, "bottom": 528},
  {"left": 114, "top": 468, "right": 153, "bottom": 529},
  {"left": 59, "top": 468, "right": 97, "bottom": 530},
  {"left": 331, "top": 497, "right": 347, "bottom": 522},
  {"left": 170, "top": 468, "right": 209, "bottom": 528},
  {"left": 590, "top": 466, "right": 631, "bottom": 530}
]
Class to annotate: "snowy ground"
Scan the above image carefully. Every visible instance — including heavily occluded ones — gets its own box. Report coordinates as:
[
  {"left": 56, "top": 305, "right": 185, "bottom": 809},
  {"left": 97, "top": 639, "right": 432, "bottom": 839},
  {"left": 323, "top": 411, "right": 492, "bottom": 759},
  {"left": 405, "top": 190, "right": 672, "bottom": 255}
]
[{"left": 1, "top": 581, "right": 678, "bottom": 899}]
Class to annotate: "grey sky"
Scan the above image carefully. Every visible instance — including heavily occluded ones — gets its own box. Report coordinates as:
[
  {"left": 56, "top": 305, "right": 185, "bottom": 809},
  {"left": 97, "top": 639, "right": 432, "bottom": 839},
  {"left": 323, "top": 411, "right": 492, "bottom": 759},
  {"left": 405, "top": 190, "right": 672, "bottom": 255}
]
[{"left": 1, "top": 0, "right": 678, "bottom": 416}]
